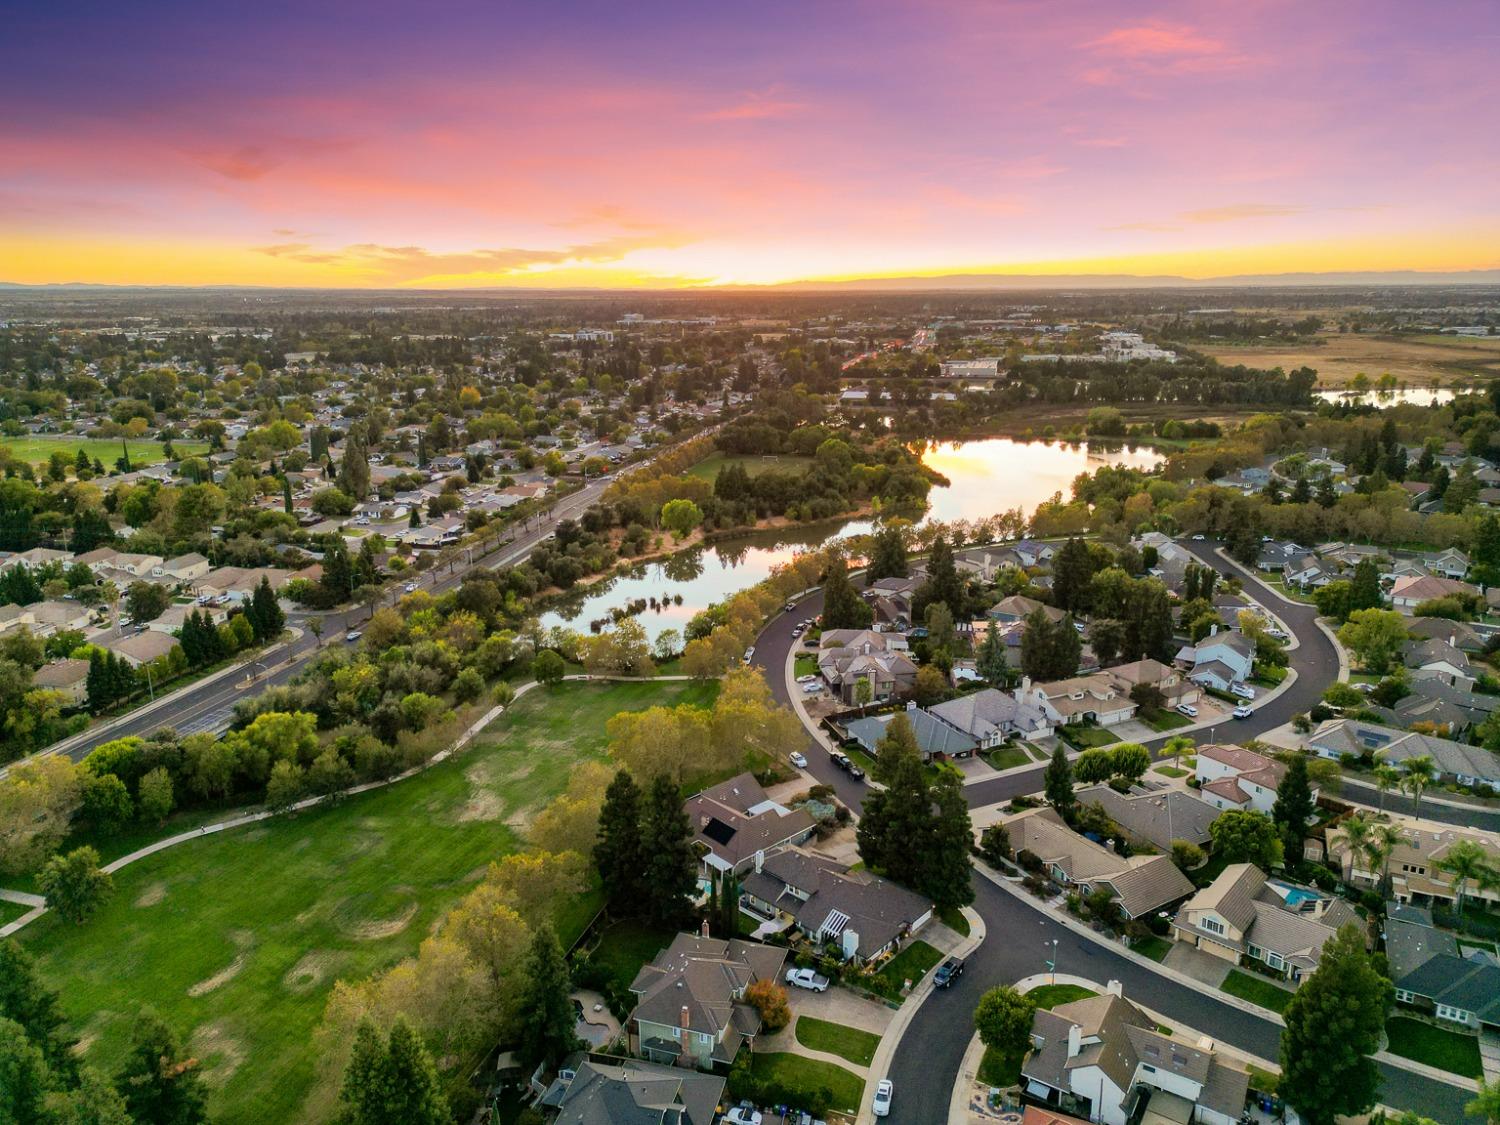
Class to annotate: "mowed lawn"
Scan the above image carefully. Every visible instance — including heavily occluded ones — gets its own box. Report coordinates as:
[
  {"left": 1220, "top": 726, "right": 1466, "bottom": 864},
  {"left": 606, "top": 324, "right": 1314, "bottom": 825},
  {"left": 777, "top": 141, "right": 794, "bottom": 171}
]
[
  {"left": 25, "top": 678, "right": 715, "bottom": 1125},
  {"left": 686, "top": 451, "right": 813, "bottom": 482},
  {"left": 0, "top": 435, "right": 208, "bottom": 467}
]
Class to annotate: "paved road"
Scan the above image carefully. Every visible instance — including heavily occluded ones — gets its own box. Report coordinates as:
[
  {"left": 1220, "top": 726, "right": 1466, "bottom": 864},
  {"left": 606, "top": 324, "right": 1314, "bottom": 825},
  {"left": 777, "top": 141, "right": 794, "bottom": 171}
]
[
  {"left": 46, "top": 475, "right": 614, "bottom": 762},
  {"left": 750, "top": 545, "right": 1481, "bottom": 1124}
]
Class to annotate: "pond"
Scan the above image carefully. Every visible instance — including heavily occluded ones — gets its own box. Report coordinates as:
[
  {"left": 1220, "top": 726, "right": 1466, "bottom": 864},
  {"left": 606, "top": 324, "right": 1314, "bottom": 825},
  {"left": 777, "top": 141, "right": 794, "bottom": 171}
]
[
  {"left": 1314, "top": 387, "right": 1455, "bottom": 408},
  {"left": 537, "top": 437, "right": 1164, "bottom": 641}
]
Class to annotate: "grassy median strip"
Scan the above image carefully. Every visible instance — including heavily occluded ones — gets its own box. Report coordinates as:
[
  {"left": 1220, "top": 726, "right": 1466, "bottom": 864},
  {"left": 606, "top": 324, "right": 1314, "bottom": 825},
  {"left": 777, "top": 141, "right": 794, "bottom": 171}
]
[{"left": 794, "top": 1016, "right": 880, "bottom": 1067}]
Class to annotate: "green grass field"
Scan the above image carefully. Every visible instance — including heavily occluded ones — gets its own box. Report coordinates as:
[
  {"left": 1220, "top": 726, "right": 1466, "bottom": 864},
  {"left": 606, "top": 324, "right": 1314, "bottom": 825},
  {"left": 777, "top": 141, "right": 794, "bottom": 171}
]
[
  {"left": 1130, "top": 936, "right": 1173, "bottom": 962},
  {"left": 686, "top": 452, "right": 813, "bottom": 482},
  {"left": 0, "top": 436, "right": 209, "bottom": 468},
  {"left": 0, "top": 898, "right": 31, "bottom": 926},
  {"left": 878, "top": 939, "right": 943, "bottom": 993},
  {"left": 25, "top": 678, "right": 714, "bottom": 1125},
  {"left": 1220, "top": 969, "right": 1292, "bottom": 1013},
  {"left": 794, "top": 1016, "right": 880, "bottom": 1067},
  {"left": 984, "top": 746, "right": 1030, "bottom": 771},
  {"left": 1026, "top": 984, "right": 1097, "bottom": 1009},
  {"left": 1384, "top": 1017, "right": 1482, "bottom": 1078},
  {"left": 749, "top": 1052, "right": 865, "bottom": 1113}
]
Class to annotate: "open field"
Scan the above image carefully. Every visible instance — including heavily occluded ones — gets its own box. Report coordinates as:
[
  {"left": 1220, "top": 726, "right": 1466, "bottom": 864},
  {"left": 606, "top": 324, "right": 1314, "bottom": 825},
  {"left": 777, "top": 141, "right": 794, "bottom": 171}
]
[
  {"left": 1205, "top": 332, "right": 1500, "bottom": 389},
  {"left": 24, "top": 678, "right": 714, "bottom": 1125},
  {"left": 0, "top": 435, "right": 209, "bottom": 467},
  {"left": 686, "top": 452, "right": 813, "bottom": 482}
]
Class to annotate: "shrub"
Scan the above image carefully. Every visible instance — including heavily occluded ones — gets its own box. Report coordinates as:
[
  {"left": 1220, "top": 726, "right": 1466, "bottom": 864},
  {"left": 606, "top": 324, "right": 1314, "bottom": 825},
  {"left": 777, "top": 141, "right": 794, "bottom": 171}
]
[
  {"left": 1016, "top": 849, "right": 1044, "bottom": 875},
  {"left": 979, "top": 825, "right": 1013, "bottom": 867}
]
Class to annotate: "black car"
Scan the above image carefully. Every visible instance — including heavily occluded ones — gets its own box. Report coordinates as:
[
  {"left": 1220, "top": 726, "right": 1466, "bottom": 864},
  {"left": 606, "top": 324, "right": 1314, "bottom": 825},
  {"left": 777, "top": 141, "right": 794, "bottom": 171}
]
[
  {"left": 830, "top": 752, "right": 866, "bottom": 780},
  {"left": 934, "top": 958, "right": 964, "bottom": 988}
]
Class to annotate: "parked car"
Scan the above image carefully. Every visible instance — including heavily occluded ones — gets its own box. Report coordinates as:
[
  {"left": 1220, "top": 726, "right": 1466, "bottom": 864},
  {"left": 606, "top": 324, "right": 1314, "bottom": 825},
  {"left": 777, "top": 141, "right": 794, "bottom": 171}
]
[
  {"left": 1267, "top": 627, "right": 1289, "bottom": 640},
  {"left": 785, "top": 967, "right": 830, "bottom": 992},
  {"left": 784, "top": 602, "right": 798, "bottom": 613},
  {"left": 831, "top": 752, "right": 866, "bottom": 780},
  {"left": 344, "top": 631, "right": 362, "bottom": 643},
  {"left": 1191, "top": 534, "right": 1206, "bottom": 541},
  {"left": 1176, "top": 703, "right": 1198, "bottom": 717},
  {"left": 790, "top": 751, "right": 808, "bottom": 769},
  {"left": 1233, "top": 705, "right": 1253, "bottom": 719},
  {"left": 743, "top": 647, "right": 755, "bottom": 662},
  {"left": 802, "top": 681, "right": 821, "bottom": 694},
  {"left": 1231, "top": 683, "right": 1256, "bottom": 700},
  {"left": 725, "top": 1105, "right": 763, "bottom": 1125},
  {"left": 873, "top": 1079, "right": 894, "bottom": 1117},
  {"left": 404, "top": 582, "right": 418, "bottom": 593},
  {"left": 934, "top": 958, "right": 965, "bottom": 988}
]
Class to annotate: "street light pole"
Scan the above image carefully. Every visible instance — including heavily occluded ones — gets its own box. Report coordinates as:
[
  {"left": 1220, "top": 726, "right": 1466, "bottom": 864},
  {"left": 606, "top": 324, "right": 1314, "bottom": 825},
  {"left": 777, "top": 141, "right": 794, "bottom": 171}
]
[{"left": 1046, "top": 938, "right": 1059, "bottom": 985}]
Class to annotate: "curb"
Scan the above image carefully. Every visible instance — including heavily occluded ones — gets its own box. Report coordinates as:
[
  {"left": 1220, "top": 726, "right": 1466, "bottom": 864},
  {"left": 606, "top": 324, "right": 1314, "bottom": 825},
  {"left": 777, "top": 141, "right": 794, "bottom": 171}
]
[{"left": 863, "top": 903, "right": 986, "bottom": 1124}]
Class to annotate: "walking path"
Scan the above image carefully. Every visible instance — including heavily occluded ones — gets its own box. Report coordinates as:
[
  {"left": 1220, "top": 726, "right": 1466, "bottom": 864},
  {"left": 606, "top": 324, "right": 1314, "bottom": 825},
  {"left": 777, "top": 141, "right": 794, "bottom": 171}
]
[{"left": 0, "top": 672, "right": 683, "bottom": 939}]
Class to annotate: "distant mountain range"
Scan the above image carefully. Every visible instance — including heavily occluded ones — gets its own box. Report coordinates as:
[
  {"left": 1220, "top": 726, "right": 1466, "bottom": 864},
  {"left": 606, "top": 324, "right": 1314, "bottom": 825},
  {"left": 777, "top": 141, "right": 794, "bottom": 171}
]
[{"left": 3, "top": 269, "right": 1499, "bottom": 293}]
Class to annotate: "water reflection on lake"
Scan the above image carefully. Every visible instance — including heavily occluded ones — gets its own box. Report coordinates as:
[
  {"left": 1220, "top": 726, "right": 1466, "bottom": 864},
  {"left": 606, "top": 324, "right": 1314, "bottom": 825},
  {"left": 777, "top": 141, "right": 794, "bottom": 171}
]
[
  {"left": 538, "top": 437, "right": 1164, "bottom": 640},
  {"left": 1315, "top": 387, "right": 1455, "bottom": 409}
]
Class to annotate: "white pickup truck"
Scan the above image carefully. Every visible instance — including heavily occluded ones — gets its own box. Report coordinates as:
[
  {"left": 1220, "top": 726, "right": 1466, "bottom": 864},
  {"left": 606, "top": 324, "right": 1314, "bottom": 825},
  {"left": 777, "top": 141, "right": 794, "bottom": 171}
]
[{"left": 785, "top": 967, "right": 830, "bottom": 992}]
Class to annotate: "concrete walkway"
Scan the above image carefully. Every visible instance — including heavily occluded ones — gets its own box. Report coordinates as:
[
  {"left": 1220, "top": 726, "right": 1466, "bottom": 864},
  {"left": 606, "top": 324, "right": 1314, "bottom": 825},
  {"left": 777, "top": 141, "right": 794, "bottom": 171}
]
[{"left": 0, "top": 672, "right": 673, "bottom": 939}]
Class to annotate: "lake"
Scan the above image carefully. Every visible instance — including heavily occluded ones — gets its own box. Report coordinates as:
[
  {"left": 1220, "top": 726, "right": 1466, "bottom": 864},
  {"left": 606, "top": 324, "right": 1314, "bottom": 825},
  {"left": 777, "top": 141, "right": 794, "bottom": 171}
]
[
  {"left": 1314, "top": 387, "right": 1455, "bottom": 408},
  {"left": 537, "top": 437, "right": 1164, "bottom": 640}
]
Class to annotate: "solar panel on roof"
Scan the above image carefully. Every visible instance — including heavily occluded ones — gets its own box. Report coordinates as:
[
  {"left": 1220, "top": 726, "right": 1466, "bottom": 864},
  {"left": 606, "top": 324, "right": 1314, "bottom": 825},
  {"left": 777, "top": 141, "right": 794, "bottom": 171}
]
[{"left": 702, "top": 817, "right": 736, "bottom": 846}]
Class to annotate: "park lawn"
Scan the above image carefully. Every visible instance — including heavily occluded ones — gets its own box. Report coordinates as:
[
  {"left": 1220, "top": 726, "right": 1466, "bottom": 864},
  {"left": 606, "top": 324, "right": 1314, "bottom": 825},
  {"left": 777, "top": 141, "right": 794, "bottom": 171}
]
[
  {"left": 1384, "top": 1017, "right": 1483, "bottom": 1078},
  {"left": 0, "top": 435, "right": 208, "bottom": 468},
  {"left": 1027, "top": 984, "right": 1097, "bottom": 1009},
  {"left": 686, "top": 452, "right": 813, "bottom": 483},
  {"left": 24, "top": 678, "right": 708, "bottom": 1125},
  {"left": 1220, "top": 970, "right": 1292, "bottom": 1014},
  {"left": 878, "top": 939, "right": 943, "bottom": 993},
  {"left": 794, "top": 1016, "right": 880, "bottom": 1067},
  {"left": 984, "top": 746, "right": 1030, "bottom": 771},
  {"left": 1131, "top": 936, "right": 1173, "bottom": 962},
  {"left": 749, "top": 1052, "right": 865, "bottom": 1113}
]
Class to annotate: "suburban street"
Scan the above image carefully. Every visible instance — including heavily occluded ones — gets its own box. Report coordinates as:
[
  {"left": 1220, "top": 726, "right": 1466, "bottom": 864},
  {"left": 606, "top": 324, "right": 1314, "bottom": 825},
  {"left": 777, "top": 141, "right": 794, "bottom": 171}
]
[{"left": 751, "top": 541, "right": 1485, "bottom": 1124}]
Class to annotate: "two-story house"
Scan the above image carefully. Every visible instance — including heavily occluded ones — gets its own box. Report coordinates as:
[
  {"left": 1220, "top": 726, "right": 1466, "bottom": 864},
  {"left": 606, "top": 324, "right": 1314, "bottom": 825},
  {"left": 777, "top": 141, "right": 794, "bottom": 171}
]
[
  {"left": 1022, "top": 984, "right": 1250, "bottom": 1125},
  {"left": 627, "top": 933, "right": 787, "bottom": 1070},
  {"left": 685, "top": 773, "right": 816, "bottom": 878},
  {"left": 1015, "top": 674, "right": 1137, "bottom": 729},
  {"left": 1175, "top": 629, "right": 1255, "bottom": 691},
  {"left": 1172, "top": 863, "right": 1362, "bottom": 983},
  {"left": 1327, "top": 815, "right": 1500, "bottom": 914},
  {"left": 925, "top": 687, "right": 1053, "bottom": 745},
  {"left": 1193, "top": 744, "right": 1315, "bottom": 816}
]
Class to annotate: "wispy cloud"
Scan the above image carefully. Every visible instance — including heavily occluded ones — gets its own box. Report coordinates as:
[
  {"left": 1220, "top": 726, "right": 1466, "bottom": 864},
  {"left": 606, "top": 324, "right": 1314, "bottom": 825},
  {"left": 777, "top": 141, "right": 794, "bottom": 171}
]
[
  {"left": 188, "top": 136, "right": 355, "bottom": 181},
  {"left": 1085, "top": 21, "right": 1228, "bottom": 59},
  {"left": 699, "top": 87, "right": 805, "bottom": 122},
  {"left": 1104, "top": 221, "right": 1182, "bottom": 233},
  {"left": 1181, "top": 203, "right": 1305, "bottom": 223}
]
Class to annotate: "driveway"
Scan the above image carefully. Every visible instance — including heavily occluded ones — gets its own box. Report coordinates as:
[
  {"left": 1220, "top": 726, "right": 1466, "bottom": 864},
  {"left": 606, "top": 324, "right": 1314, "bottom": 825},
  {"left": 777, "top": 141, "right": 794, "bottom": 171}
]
[{"left": 1162, "top": 941, "right": 1233, "bottom": 988}]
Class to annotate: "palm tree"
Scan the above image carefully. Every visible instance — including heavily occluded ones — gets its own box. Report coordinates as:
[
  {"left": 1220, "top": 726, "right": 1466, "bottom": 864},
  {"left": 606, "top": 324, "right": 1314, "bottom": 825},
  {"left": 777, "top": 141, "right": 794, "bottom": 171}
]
[
  {"left": 1399, "top": 755, "right": 1434, "bottom": 817},
  {"left": 1338, "top": 814, "right": 1372, "bottom": 883},
  {"left": 1364, "top": 822, "right": 1409, "bottom": 899},
  {"left": 1164, "top": 735, "right": 1194, "bottom": 772},
  {"left": 1372, "top": 763, "right": 1401, "bottom": 813},
  {"left": 1435, "top": 840, "right": 1497, "bottom": 917}
]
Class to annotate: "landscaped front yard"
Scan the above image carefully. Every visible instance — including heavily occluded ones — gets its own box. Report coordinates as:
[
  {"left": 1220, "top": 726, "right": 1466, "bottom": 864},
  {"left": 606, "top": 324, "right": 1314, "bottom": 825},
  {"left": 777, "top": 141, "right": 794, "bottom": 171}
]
[
  {"left": 748, "top": 1052, "right": 865, "bottom": 1113},
  {"left": 794, "top": 653, "right": 820, "bottom": 679},
  {"left": 1060, "top": 724, "right": 1119, "bottom": 749},
  {"left": 984, "top": 746, "right": 1030, "bottom": 771},
  {"left": 878, "top": 939, "right": 943, "bottom": 993},
  {"left": 1220, "top": 969, "right": 1293, "bottom": 1013},
  {"left": 1385, "top": 1017, "right": 1483, "bottom": 1078},
  {"left": 23, "top": 678, "right": 713, "bottom": 1125},
  {"left": 1143, "top": 710, "right": 1193, "bottom": 732},
  {"left": 795, "top": 1016, "right": 880, "bottom": 1067},
  {"left": 1130, "top": 936, "right": 1173, "bottom": 962},
  {"left": 1026, "top": 984, "right": 1097, "bottom": 1009}
]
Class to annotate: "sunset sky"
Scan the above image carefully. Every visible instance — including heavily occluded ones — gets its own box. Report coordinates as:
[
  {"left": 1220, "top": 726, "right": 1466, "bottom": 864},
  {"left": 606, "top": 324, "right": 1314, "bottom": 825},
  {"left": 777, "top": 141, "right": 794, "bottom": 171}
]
[{"left": 4, "top": 0, "right": 1498, "bottom": 288}]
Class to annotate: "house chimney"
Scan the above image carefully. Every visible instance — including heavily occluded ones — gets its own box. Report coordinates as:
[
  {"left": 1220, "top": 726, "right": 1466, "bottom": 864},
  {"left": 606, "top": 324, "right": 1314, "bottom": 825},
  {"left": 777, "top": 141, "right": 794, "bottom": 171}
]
[
  {"left": 754, "top": 849, "right": 764, "bottom": 874},
  {"left": 701, "top": 919, "right": 710, "bottom": 938},
  {"left": 1209, "top": 624, "right": 1219, "bottom": 637},
  {"left": 680, "top": 1005, "right": 690, "bottom": 1029},
  {"left": 1066, "top": 1023, "right": 1082, "bottom": 1058},
  {"left": 1106, "top": 979, "right": 1123, "bottom": 998}
]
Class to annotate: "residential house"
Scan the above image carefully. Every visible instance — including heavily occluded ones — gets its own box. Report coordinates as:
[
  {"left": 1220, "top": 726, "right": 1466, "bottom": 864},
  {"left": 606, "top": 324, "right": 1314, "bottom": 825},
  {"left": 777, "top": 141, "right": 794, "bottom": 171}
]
[
  {"left": 1175, "top": 630, "right": 1255, "bottom": 691},
  {"left": 1104, "top": 657, "right": 1201, "bottom": 709},
  {"left": 925, "top": 687, "right": 1053, "bottom": 746},
  {"left": 1374, "top": 676, "right": 1500, "bottom": 735},
  {"left": 740, "top": 846, "right": 933, "bottom": 964},
  {"left": 1382, "top": 903, "right": 1500, "bottom": 1031},
  {"left": 1074, "top": 785, "right": 1218, "bottom": 850},
  {"left": 1282, "top": 552, "right": 1333, "bottom": 589},
  {"left": 685, "top": 773, "right": 816, "bottom": 877},
  {"left": 845, "top": 703, "right": 979, "bottom": 761},
  {"left": 196, "top": 566, "right": 292, "bottom": 604},
  {"left": 1193, "top": 744, "right": 1314, "bottom": 817},
  {"left": 627, "top": 933, "right": 787, "bottom": 1069},
  {"left": 864, "top": 575, "right": 923, "bottom": 630},
  {"left": 153, "top": 553, "right": 211, "bottom": 584},
  {"left": 1423, "top": 548, "right": 1471, "bottom": 579},
  {"left": 1255, "top": 540, "right": 1306, "bottom": 572},
  {"left": 1328, "top": 816, "right": 1500, "bottom": 914},
  {"left": 102, "top": 630, "right": 179, "bottom": 668},
  {"left": 1173, "top": 863, "right": 1361, "bottom": 983},
  {"left": 535, "top": 1055, "right": 725, "bottom": 1125},
  {"left": 1306, "top": 718, "right": 1500, "bottom": 789},
  {"left": 1402, "top": 637, "right": 1475, "bottom": 690},
  {"left": 989, "top": 595, "right": 1064, "bottom": 625},
  {"left": 1016, "top": 673, "right": 1137, "bottom": 729},
  {"left": 1406, "top": 616, "right": 1486, "bottom": 653},
  {"left": 1021, "top": 985, "right": 1250, "bottom": 1125},
  {"left": 1012, "top": 540, "right": 1057, "bottom": 569},
  {"left": 1389, "top": 574, "right": 1480, "bottom": 614},
  {"left": 2, "top": 547, "right": 72, "bottom": 571},
  {"left": 100, "top": 552, "right": 165, "bottom": 579},
  {"left": 818, "top": 631, "right": 919, "bottom": 705},
  {"left": 0, "top": 599, "right": 93, "bottom": 638},
  {"left": 31, "top": 658, "right": 90, "bottom": 706},
  {"left": 147, "top": 602, "right": 228, "bottom": 635},
  {"left": 1000, "top": 807, "right": 1194, "bottom": 918}
]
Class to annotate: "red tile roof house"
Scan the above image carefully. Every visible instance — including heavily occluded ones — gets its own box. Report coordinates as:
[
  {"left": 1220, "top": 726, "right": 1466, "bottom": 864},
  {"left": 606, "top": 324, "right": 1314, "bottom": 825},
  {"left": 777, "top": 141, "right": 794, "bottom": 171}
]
[
  {"left": 1193, "top": 744, "right": 1318, "bottom": 817},
  {"left": 1389, "top": 574, "right": 1480, "bottom": 615}
]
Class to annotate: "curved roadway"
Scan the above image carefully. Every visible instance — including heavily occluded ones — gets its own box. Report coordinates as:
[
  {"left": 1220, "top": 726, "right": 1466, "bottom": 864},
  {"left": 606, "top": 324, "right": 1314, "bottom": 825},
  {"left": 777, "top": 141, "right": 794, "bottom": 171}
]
[{"left": 750, "top": 541, "right": 1482, "bottom": 1124}]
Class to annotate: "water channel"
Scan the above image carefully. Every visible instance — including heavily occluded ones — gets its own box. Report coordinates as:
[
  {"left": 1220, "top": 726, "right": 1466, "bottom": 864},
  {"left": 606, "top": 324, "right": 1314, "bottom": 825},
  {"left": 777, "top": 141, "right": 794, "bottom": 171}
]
[{"left": 537, "top": 437, "right": 1164, "bottom": 640}]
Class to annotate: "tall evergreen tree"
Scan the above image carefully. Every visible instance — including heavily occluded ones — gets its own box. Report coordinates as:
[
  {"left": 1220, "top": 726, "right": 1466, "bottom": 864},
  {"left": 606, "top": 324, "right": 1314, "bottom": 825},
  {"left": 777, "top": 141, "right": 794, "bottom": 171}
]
[
  {"left": 248, "top": 577, "right": 285, "bottom": 643},
  {"left": 821, "top": 557, "right": 872, "bottom": 630},
  {"left": 0, "top": 940, "right": 77, "bottom": 1081},
  {"left": 593, "top": 771, "right": 645, "bottom": 916},
  {"left": 1043, "top": 745, "right": 1075, "bottom": 817},
  {"left": 339, "top": 1018, "right": 450, "bottom": 1125},
  {"left": 856, "top": 721, "right": 930, "bottom": 887},
  {"left": 867, "top": 525, "right": 909, "bottom": 582},
  {"left": 1348, "top": 559, "right": 1383, "bottom": 612},
  {"left": 515, "top": 926, "right": 580, "bottom": 1072},
  {"left": 916, "top": 534, "right": 963, "bottom": 619},
  {"left": 719, "top": 872, "right": 741, "bottom": 937},
  {"left": 1279, "top": 925, "right": 1392, "bottom": 1125},
  {"left": 976, "top": 623, "right": 1008, "bottom": 684},
  {"left": 924, "top": 770, "right": 974, "bottom": 910},
  {"left": 641, "top": 775, "right": 695, "bottom": 926},
  {"left": 1272, "top": 753, "right": 1317, "bottom": 865},
  {"left": 115, "top": 1009, "right": 209, "bottom": 1125},
  {"left": 1050, "top": 538, "right": 1097, "bottom": 615},
  {"left": 281, "top": 475, "right": 294, "bottom": 514}
]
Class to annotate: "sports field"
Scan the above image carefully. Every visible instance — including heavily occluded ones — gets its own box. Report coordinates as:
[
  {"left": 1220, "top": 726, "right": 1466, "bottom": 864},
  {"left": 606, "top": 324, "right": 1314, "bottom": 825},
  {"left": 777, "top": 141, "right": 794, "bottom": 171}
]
[{"left": 0, "top": 436, "right": 209, "bottom": 467}]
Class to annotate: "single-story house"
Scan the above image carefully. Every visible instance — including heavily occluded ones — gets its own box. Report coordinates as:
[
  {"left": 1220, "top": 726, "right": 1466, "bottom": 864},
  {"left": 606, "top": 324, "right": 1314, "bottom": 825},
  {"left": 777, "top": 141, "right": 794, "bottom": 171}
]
[
  {"left": 1306, "top": 718, "right": 1500, "bottom": 789},
  {"left": 102, "top": 630, "right": 180, "bottom": 668},
  {"left": 989, "top": 595, "right": 1064, "bottom": 625},
  {"left": 1074, "top": 785, "right": 1218, "bottom": 850},
  {"left": 1389, "top": 575, "right": 1480, "bottom": 614},
  {"left": 1384, "top": 903, "right": 1500, "bottom": 1031},
  {"left": 925, "top": 687, "right": 1053, "bottom": 746},
  {"left": 846, "top": 704, "right": 979, "bottom": 762},
  {"left": 535, "top": 1054, "right": 725, "bottom": 1124}
]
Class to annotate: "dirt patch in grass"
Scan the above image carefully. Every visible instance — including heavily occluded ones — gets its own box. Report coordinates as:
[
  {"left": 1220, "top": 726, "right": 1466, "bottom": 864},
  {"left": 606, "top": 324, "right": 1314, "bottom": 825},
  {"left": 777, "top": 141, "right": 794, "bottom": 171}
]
[
  {"left": 134, "top": 882, "right": 167, "bottom": 908},
  {"left": 350, "top": 900, "right": 419, "bottom": 941},
  {"left": 191, "top": 1020, "right": 248, "bottom": 1086},
  {"left": 187, "top": 931, "right": 254, "bottom": 997},
  {"left": 281, "top": 951, "right": 343, "bottom": 995}
]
